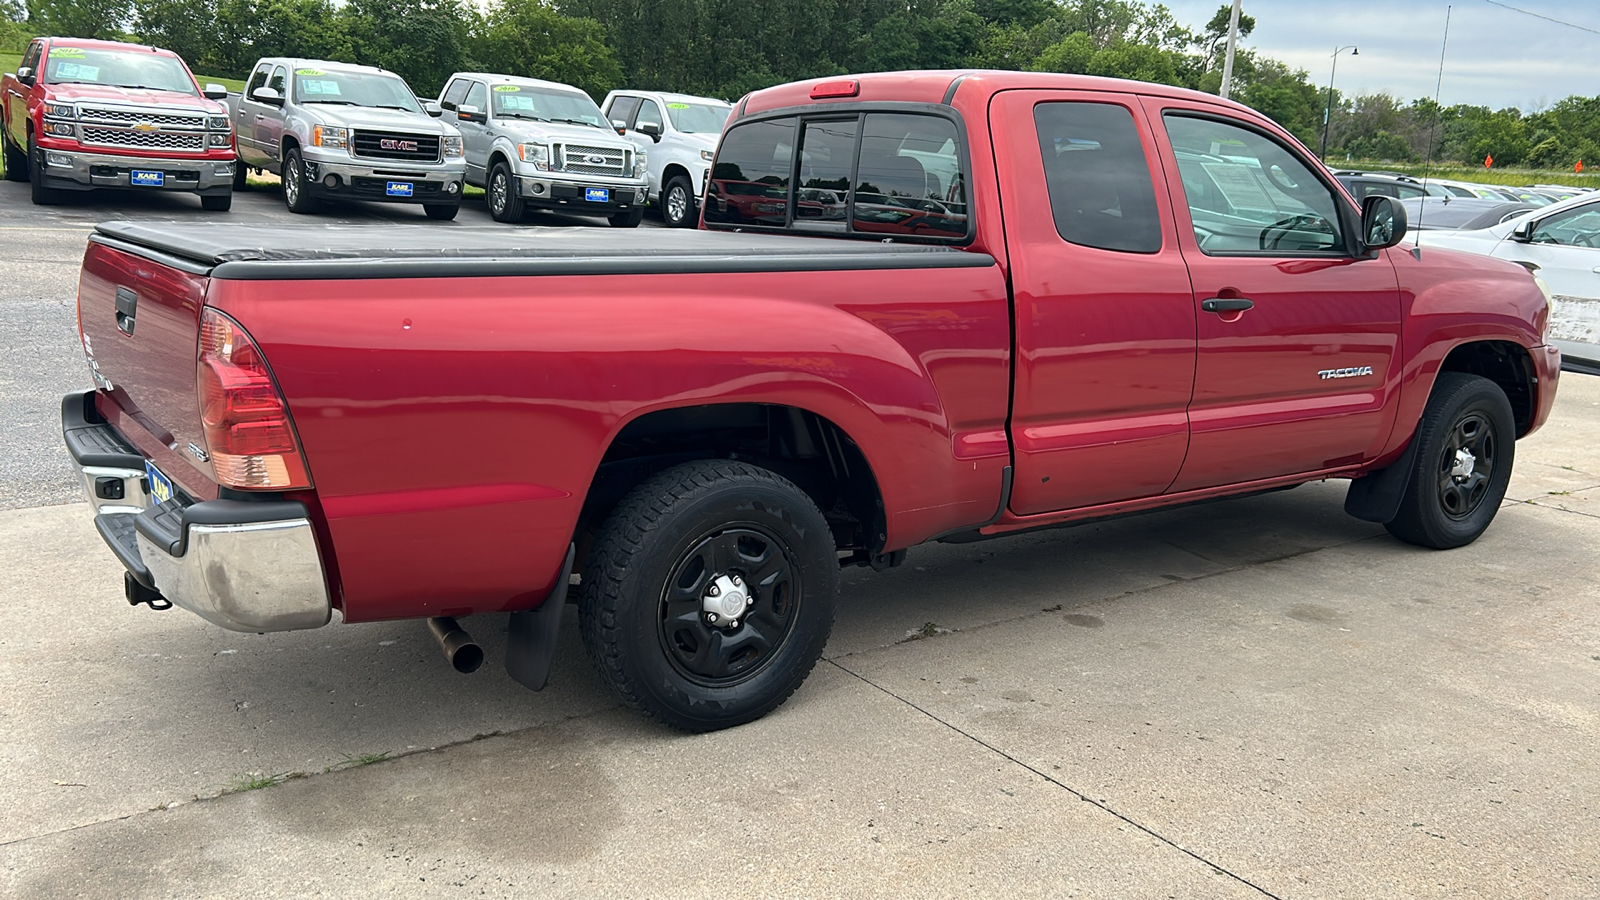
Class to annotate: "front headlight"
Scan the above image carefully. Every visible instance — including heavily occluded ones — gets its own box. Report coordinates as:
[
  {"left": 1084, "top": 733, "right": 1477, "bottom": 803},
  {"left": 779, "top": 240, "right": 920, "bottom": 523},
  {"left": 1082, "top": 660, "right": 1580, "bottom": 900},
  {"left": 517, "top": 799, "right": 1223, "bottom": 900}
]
[
  {"left": 312, "top": 124, "right": 348, "bottom": 149},
  {"left": 518, "top": 142, "right": 549, "bottom": 171},
  {"left": 42, "top": 120, "right": 75, "bottom": 137},
  {"left": 442, "top": 134, "right": 463, "bottom": 158},
  {"left": 207, "top": 116, "right": 230, "bottom": 131},
  {"left": 208, "top": 131, "right": 232, "bottom": 148},
  {"left": 42, "top": 102, "right": 76, "bottom": 120},
  {"left": 633, "top": 147, "right": 648, "bottom": 177},
  {"left": 699, "top": 149, "right": 714, "bottom": 162}
]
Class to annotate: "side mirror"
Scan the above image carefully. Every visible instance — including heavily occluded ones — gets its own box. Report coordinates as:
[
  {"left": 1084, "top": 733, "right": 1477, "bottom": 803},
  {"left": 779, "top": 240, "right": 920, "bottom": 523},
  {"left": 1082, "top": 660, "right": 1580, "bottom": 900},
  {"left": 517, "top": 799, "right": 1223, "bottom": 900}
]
[
  {"left": 250, "top": 87, "right": 282, "bottom": 106},
  {"left": 611, "top": 118, "right": 627, "bottom": 135},
  {"left": 1511, "top": 219, "right": 1536, "bottom": 243},
  {"left": 639, "top": 121, "right": 662, "bottom": 141},
  {"left": 422, "top": 99, "right": 442, "bottom": 118},
  {"left": 456, "top": 104, "right": 483, "bottom": 123},
  {"left": 16, "top": 66, "right": 34, "bottom": 86},
  {"left": 203, "top": 83, "right": 229, "bottom": 100},
  {"left": 1360, "top": 195, "right": 1407, "bottom": 251}
]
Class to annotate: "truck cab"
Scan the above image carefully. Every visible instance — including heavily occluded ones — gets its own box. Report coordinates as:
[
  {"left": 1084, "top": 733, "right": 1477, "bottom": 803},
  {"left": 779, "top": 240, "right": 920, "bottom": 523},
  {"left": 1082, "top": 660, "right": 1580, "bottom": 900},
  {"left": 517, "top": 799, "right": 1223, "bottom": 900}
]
[
  {"left": 233, "top": 58, "right": 466, "bottom": 219},
  {"left": 601, "top": 89, "right": 732, "bottom": 227},
  {"left": 440, "top": 72, "right": 648, "bottom": 227},
  {"left": 2, "top": 37, "right": 236, "bottom": 209}
]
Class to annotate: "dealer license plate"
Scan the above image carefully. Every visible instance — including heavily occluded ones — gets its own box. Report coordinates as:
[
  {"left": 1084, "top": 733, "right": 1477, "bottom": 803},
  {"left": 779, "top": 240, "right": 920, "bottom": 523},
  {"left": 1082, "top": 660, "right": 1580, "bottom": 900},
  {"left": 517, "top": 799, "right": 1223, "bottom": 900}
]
[
  {"left": 386, "top": 181, "right": 414, "bottom": 197},
  {"left": 130, "top": 170, "right": 164, "bottom": 187},
  {"left": 145, "top": 460, "right": 174, "bottom": 505},
  {"left": 585, "top": 187, "right": 610, "bottom": 203}
]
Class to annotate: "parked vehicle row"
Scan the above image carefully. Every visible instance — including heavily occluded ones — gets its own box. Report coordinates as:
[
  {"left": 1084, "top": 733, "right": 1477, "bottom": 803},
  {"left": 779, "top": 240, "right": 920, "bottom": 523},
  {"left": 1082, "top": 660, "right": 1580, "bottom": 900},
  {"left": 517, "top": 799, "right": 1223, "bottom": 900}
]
[{"left": 5, "top": 40, "right": 737, "bottom": 227}]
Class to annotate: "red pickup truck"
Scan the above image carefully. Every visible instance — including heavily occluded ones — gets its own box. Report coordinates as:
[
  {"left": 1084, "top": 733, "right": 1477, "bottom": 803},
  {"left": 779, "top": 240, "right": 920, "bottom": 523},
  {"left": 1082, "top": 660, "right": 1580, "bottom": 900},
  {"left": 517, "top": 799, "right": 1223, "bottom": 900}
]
[
  {"left": 62, "top": 70, "right": 1560, "bottom": 731},
  {"left": 3, "top": 37, "right": 236, "bottom": 209}
]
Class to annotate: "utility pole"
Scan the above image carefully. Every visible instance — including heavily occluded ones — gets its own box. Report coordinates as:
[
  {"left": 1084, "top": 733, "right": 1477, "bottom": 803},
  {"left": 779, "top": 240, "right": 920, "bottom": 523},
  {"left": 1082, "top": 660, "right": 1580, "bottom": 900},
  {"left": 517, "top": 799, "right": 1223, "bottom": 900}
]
[
  {"left": 1219, "top": 0, "right": 1242, "bottom": 100},
  {"left": 1320, "top": 45, "right": 1359, "bottom": 159}
]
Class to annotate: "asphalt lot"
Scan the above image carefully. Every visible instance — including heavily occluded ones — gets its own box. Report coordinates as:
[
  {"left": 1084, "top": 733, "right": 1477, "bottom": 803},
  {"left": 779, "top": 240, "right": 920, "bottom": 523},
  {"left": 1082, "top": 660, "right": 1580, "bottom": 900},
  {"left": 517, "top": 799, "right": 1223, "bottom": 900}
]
[{"left": 2, "top": 184, "right": 1599, "bottom": 897}]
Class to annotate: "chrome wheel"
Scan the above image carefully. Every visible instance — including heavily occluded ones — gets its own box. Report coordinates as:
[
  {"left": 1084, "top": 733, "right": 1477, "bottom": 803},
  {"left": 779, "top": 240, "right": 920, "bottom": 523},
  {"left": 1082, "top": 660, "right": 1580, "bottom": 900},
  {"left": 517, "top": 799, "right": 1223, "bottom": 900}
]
[
  {"left": 666, "top": 185, "right": 689, "bottom": 224},
  {"left": 489, "top": 169, "right": 508, "bottom": 215},
  {"left": 284, "top": 158, "right": 300, "bottom": 205}
]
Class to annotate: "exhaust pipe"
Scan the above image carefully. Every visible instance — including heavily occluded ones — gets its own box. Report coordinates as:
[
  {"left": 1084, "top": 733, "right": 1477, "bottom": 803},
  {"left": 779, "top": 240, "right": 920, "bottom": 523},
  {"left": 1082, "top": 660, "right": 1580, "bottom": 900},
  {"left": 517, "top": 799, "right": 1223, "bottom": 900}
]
[{"left": 426, "top": 617, "right": 483, "bottom": 674}]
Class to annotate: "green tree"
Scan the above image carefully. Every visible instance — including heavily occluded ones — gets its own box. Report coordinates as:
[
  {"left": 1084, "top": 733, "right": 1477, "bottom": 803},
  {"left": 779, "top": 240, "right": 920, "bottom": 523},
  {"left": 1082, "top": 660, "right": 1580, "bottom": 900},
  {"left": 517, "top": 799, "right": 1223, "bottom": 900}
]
[
  {"left": 28, "top": 0, "right": 133, "bottom": 39},
  {"left": 342, "top": 0, "right": 469, "bottom": 96},
  {"left": 476, "top": 0, "right": 620, "bottom": 100}
]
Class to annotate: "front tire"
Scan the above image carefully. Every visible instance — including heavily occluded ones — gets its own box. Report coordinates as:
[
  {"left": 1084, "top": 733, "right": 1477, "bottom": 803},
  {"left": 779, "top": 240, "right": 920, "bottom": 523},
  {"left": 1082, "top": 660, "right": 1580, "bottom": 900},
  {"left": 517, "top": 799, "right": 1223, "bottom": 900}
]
[
  {"left": 423, "top": 203, "right": 459, "bottom": 221},
  {"left": 201, "top": 192, "right": 232, "bottom": 212},
  {"left": 608, "top": 208, "right": 644, "bottom": 228},
  {"left": 28, "top": 135, "right": 60, "bottom": 205},
  {"left": 1385, "top": 373, "right": 1516, "bottom": 549},
  {"left": 486, "top": 160, "right": 524, "bottom": 223},
  {"left": 282, "top": 149, "right": 318, "bottom": 214},
  {"left": 660, "top": 174, "right": 695, "bottom": 227},
  {"left": 578, "top": 460, "right": 838, "bottom": 732},
  {"left": 232, "top": 162, "right": 248, "bottom": 191}
]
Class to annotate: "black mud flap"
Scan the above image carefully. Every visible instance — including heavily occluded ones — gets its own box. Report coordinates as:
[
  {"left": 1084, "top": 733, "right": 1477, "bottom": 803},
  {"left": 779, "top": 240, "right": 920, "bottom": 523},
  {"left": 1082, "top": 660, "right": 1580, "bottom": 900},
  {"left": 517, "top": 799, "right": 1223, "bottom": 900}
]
[
  {"left": 1345, "top": 438, "right": 1421, "bottom": 523},
  {"left": 505, "top": 543, "right": 576, "bottom": 692}
]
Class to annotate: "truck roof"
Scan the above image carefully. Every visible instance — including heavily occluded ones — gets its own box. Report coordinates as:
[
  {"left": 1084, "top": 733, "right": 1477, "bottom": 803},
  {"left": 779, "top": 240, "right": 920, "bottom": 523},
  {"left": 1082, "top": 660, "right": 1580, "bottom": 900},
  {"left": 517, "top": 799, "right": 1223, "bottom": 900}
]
[
  {"left": 738, "top": 69, "right": 1255, "bottom": 118},
  {"left": 260, "top": 58, "right": 394, "bottom": 77},
  {"left": 449, "top": 72, "right": 591, "bottom": 95},
  {"left": 39, "top": 36, "right": 181, "bottom": 59},
  {"left": 609, "top": 89, "right": 732, "bottom": 108},
  {"left": 91, "top": 222, "right": 995, "bottom": 281}
]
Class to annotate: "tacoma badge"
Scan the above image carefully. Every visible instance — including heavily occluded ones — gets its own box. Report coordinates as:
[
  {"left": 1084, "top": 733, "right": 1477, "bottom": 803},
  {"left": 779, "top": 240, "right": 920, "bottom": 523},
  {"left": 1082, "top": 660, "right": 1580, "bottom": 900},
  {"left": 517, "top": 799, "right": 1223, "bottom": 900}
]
[{"left": 1317, "top": 366, "right": 1374, "bottom": 380}]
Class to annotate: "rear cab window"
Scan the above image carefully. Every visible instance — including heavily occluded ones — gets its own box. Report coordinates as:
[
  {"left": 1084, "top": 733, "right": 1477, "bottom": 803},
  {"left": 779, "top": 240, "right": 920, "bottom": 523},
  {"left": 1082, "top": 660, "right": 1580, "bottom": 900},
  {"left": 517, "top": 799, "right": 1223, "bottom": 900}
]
[{"left": 705, "top": 107, "right": 971, "bottom": 243}]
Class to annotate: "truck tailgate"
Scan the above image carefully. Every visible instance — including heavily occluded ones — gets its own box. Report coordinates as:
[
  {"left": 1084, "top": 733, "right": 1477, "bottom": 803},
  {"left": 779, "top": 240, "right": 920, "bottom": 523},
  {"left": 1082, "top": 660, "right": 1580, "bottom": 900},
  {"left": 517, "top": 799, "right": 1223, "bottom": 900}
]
[{"left": 78, "top": 238, "right": 216, "bottom": 501}]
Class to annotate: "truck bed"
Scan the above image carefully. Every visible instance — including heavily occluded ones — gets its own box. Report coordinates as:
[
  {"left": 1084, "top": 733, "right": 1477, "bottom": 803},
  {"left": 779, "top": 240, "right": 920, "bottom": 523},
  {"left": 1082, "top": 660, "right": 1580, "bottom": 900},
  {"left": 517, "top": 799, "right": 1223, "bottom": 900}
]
[{"left": 90, "top": 222, "right": 995, "bottom": 280}]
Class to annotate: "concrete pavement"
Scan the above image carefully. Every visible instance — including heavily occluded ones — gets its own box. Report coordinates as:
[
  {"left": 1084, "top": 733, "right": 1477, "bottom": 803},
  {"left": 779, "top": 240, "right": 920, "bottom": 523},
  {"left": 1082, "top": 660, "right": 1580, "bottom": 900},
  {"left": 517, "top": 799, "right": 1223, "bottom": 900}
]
[{"left": 2, "top": 374, "right": 1598, "bottom": 898}]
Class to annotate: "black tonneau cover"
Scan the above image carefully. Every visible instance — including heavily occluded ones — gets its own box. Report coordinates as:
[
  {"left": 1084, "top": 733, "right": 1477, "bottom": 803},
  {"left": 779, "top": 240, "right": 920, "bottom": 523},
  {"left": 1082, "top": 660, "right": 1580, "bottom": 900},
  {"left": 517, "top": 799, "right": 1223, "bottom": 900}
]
[{"left": 89, "top": 222, "right": 994, "bottom": 281}]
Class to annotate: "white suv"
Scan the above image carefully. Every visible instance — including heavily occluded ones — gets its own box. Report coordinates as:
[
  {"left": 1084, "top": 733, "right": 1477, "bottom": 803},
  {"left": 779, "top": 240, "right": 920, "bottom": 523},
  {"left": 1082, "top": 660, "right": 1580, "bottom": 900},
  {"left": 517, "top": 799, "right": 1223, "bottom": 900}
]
[{"left": 601, "top": 90, "right": 732, "bottom": 227}]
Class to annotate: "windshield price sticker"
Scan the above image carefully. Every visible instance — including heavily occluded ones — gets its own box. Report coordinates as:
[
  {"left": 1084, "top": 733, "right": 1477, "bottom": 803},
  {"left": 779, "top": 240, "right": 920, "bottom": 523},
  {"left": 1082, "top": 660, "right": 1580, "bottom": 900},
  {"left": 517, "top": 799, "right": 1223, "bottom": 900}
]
[
  {"left": 52, "top": 63, "right": 100, "bottom": 80},
  {"left": 494, "top": 85, "right": 520, "bottom": 92},
  {"left": 51, "top": 47, "right": 87, "bottom": 57},
  {"left": 301, "top": 80, "right": 341, "bottom": 96},
  {"left": 295, "top": 68, "right": 324, "bottom": 76},
  {"left": 667, "top": 102, "right": 690, "bottom": 109}
]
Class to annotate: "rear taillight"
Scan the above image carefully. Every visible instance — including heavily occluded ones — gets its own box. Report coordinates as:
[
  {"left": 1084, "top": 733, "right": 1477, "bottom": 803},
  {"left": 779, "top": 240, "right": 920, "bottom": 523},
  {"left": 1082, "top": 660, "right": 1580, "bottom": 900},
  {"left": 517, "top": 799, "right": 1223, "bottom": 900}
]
[{"left": 196, "top": 307, "right": 311, "bottom": 490}]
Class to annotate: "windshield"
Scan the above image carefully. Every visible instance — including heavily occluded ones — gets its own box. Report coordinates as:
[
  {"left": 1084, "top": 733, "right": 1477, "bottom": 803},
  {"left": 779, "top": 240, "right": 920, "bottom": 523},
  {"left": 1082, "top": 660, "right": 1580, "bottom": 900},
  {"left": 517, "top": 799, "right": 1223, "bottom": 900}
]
[
  {"left": 665, "top": 101, "right": 731, "bottom": 134},
  {"left": 42, "top": 46, "right": 197, "bottom": 95},
  {"left": 292, "top": 68, "right": 420, "bottom": 112},
  {"left": 491, "top": 85, "right": 606, "bottom": 127}
]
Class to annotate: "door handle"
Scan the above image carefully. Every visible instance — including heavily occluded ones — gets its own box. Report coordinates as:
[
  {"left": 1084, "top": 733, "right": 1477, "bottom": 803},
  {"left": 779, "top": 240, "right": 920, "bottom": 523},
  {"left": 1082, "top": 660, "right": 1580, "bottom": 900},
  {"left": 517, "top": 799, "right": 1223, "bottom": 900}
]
[
  {"left": 254, "top": 114, "right": 266, "bottom": 121},
  {"left": 1201, "top": 297, "right": 1255, "bottom": 314}
]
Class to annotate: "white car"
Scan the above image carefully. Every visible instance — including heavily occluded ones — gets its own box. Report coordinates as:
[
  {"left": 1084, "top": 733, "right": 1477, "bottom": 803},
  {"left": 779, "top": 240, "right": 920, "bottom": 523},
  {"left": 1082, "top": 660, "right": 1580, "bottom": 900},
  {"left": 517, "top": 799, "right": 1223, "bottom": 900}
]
[
  {"left": 1415, "top": 193, "right": 1600, "bottom": 372},
  {"left": 601, "top": 89, "right": 732, "bottom": 227}
]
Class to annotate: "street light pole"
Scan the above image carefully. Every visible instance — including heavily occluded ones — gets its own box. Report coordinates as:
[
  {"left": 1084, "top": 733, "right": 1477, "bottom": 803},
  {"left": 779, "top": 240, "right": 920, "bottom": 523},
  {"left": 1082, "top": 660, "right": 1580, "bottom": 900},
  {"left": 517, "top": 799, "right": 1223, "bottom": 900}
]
[{"left": 1321, "top": 45, "right": 1358, "bottom": 160}]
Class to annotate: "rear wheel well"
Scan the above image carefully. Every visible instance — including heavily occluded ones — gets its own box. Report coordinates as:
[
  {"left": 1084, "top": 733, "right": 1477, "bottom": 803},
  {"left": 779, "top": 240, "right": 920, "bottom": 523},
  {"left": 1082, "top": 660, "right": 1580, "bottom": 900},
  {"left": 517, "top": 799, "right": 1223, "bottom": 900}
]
[
  {"left": 1438, "top": 340, "right": 1536, "bottom": 435},
  {"left": 580, "top": 404, "right": 886, "bottom": 563}
]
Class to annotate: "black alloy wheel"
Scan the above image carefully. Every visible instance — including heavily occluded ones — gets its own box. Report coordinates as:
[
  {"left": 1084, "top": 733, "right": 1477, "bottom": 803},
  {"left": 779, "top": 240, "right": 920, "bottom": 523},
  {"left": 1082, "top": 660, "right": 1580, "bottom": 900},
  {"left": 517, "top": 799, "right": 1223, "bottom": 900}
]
[
  {"left": 1385, "top": 372, "right": 1516, "bottom": 549},
  {"left": 579, "top": 459, "right": 838, "bottom": 732}
]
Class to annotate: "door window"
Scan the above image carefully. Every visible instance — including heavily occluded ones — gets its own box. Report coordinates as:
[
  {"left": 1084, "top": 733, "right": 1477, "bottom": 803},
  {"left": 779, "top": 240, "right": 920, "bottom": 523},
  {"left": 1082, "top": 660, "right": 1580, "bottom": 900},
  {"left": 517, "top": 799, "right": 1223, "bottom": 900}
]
[
  {"left": 609, "top": 95, "right": 642, "bottom": 128},
  {"left": 267, "top": 66, "right": 288, "bottom": 95},
  {"left": 463, "top": 81, "right": 487, "bottom": 115},
  {"left": 1034, "top": 102, "right": 1161, "bottom": 253},
  {"left": 636, "top": 99, "right": 664, "bottom": 132},
  {"left": 1529, "top": 202, "right": 1600, "bottom": 247},
  {"left": 22, "top": 41, "right": 43, "bottom": 73},
  {"left": 440, "top": 78, "right": 469, "bottom": 111},
  {"left": 246, "top": 64, "right": 270, "bottom": 98},
  {"left": 1164, "top": 114, "right": 1345, "bottom": 255}
]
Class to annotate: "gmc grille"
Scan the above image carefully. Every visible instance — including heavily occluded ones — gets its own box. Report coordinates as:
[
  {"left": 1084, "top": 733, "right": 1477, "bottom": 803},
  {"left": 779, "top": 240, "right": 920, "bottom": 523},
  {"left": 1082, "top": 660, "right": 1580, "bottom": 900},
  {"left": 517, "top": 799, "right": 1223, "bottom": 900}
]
[{"left": 352, "top": 130, "right": 441, "bottom": 162}]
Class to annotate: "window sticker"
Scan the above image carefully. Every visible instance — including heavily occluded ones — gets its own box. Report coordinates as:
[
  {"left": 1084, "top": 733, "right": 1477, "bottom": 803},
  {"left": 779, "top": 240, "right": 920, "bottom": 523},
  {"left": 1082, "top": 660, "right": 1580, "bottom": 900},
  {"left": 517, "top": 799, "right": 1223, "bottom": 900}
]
[
  {"left": 52, "top": 62, "right": 100, "bottom": 80},
  {"left": 493, "top": 85, "right": 520, "bottom": 92},
  {"left": 300, "top": 79, "right": 341, "bottom": 96},
  {"left": 498, "top": 94, "right": 536, "bottom": 111},
  {"left": 667, "top": 102, "right": 689, "bottom": 109},
  {"left": 50, "top": 47, "right": 87, "bottom": 57},
  {"left": 1200, "top": 160, "right": 1275, "bottom": 211},
  {"left": 295, "top": 68, "right": 324, "bottom": 76}
]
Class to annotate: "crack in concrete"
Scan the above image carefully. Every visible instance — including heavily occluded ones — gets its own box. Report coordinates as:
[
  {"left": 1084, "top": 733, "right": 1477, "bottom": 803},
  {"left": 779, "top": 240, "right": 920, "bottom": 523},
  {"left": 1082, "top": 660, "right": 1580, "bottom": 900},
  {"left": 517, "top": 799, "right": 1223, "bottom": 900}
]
[{"left": 826, "top": 658, "right": 1286, "bottom": 899}]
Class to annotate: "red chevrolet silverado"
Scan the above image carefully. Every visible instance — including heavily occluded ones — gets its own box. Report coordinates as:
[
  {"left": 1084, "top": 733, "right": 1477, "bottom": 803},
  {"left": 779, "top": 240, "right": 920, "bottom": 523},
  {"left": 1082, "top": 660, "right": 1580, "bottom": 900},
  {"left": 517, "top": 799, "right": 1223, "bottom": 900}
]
[
  {"left": 3, "top": 37, "right": 236, "bottom": 209},
  {"left": 61, "top": 71, "right": 1560, "bottom": 731}
]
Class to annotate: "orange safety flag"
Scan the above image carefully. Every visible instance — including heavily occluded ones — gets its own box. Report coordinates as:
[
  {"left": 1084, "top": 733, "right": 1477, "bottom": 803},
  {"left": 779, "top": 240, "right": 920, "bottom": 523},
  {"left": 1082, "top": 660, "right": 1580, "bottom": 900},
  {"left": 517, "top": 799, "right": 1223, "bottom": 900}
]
[{"left": 1485, "top": 154, "right": 1494, "bottom": 168}]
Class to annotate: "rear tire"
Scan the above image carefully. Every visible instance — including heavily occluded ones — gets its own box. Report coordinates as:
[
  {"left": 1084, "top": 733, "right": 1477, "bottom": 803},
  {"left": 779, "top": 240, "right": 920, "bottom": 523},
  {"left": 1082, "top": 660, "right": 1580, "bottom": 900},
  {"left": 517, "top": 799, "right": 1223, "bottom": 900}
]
[
  {"left": 424, "top": 203, "right": 459, "bottom": 221},
  {"left": 660, "top": 174, "right": 695, "bottom": 227},
  {"left": 28, "top": 135, "right": 60, "bottom": 205},
  {"left": 578, "top": 460, "right": 838, "bottom": 732},
  {"left": 282, "top": 148, "right": 318, "bottom": 214},
  {"left": 1384, "top": 373, "right": 1515, "bottom": 549},
  {"left": 608, "top": 208, "right": 644, "bottom": 228},
  {"left": 486, "top": 160, "right": 524, "bottom": 223},
  {"left": 201, "top": 192, "right": 232, "bottom": 212},
  {"left": 2, "top": 128, "right": 27, "bottom": 182}
]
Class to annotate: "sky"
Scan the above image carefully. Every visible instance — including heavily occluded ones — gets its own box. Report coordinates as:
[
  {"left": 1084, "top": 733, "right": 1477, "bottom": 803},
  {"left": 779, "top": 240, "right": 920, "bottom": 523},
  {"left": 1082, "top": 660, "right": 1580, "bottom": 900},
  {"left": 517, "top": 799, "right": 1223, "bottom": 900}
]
[{"left": 1157, "top": 0, "right": 1600, "bottom": 111}]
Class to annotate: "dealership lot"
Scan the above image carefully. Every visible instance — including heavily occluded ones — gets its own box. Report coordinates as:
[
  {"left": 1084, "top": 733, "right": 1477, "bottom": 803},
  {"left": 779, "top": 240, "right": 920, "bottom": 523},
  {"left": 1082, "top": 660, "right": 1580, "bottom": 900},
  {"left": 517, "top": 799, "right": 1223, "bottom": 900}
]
[{"left": 2, "top": 186, "right": 1599, "bottom": 898}]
